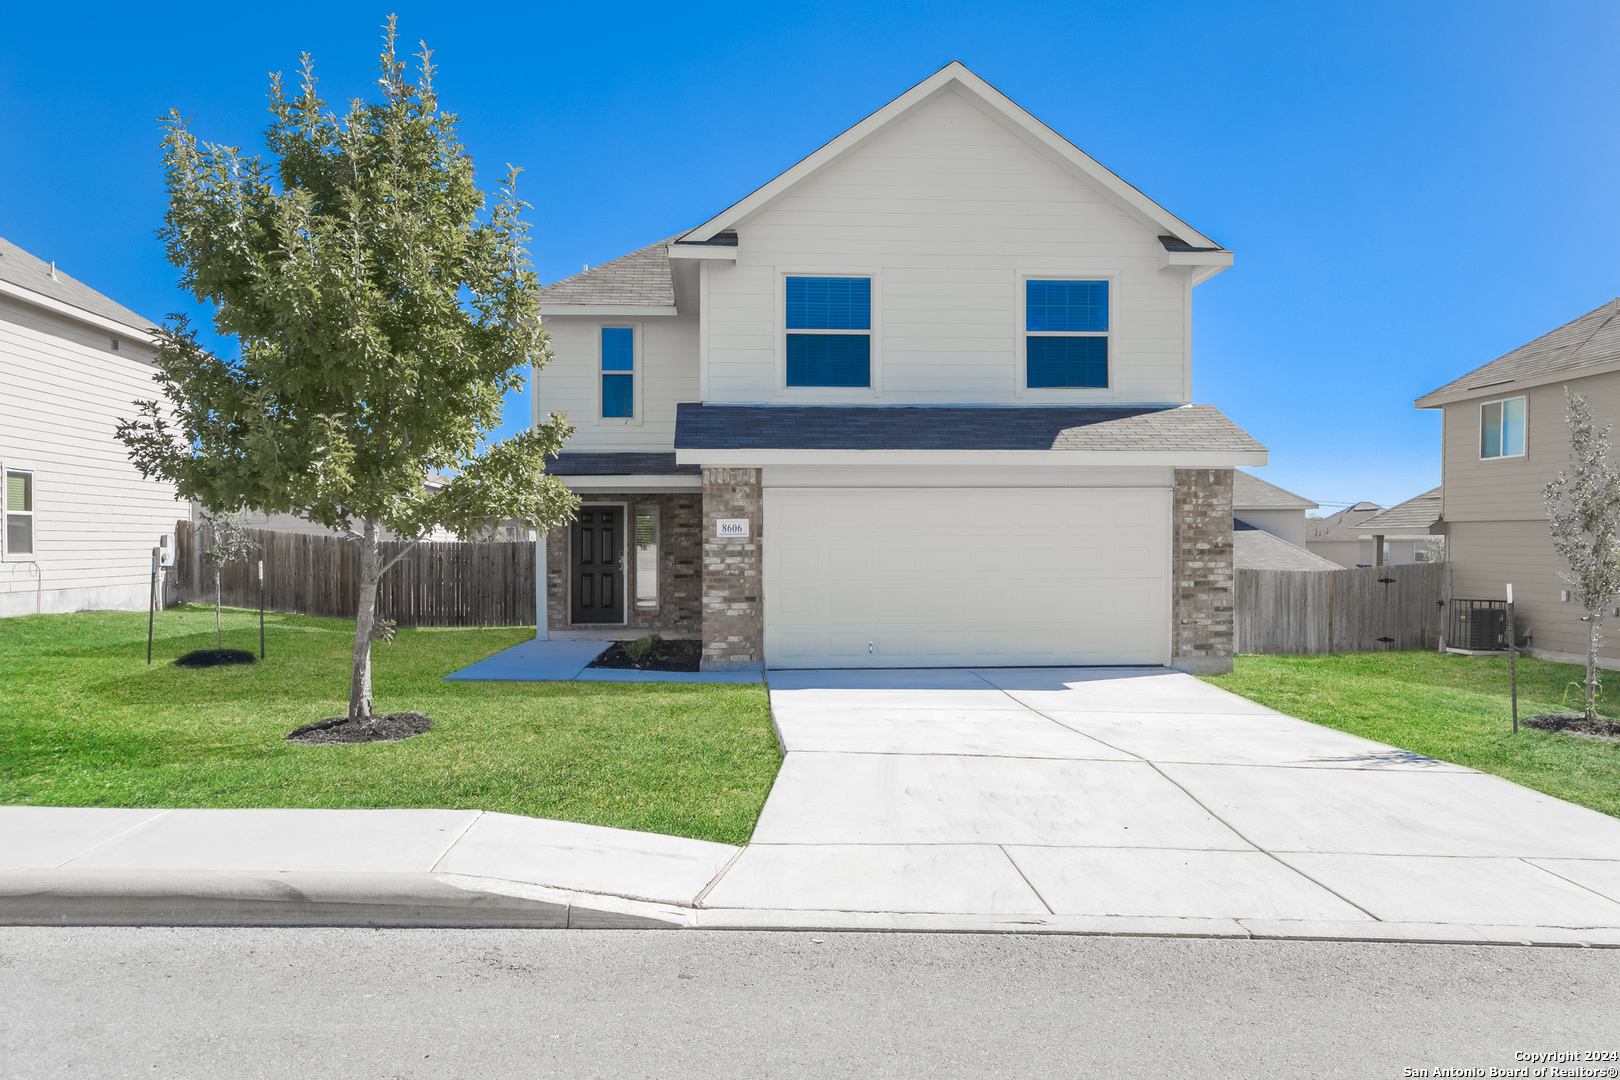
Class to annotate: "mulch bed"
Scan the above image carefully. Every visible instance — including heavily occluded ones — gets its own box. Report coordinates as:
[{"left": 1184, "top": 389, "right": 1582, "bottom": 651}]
[
  {"left": 1524, "top": 713, "right": 1620, "bottom": 740},
  {"left": 286, "top": 712, "right": 433, "bottom": 745},
  {"left": 588, "top": 638, "right": 703, "bottom": 673},
  {"left": 175, "top": 649, "right": 257, "bottom": 668}
]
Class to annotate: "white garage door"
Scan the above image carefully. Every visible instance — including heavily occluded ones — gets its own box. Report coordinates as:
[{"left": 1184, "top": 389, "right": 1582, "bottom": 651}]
[{"left": 764, "top": 487, "right": 1171, "bottom": 669}]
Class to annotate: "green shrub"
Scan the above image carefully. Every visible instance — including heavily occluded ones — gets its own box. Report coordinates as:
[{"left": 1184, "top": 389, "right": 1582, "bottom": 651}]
[{"left": 623, "top": 633, "right": 662, "bottom": 662}]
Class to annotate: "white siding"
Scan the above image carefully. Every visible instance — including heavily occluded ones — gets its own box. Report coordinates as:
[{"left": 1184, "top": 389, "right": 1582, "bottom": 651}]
[
  {"left": 533, "top": 314, "right": 699, "bottom": 452},
  {"left": 702, "top": 89, "right": 1190, "bottom": 407},
  {"left": 0, "top": 296, "right": 182, "bottom": 616}
]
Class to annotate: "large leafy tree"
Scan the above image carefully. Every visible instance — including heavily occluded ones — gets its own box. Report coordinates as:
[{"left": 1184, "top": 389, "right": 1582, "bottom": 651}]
[
  {"left": 1544, "top": 388, "right": 1620, "bottom": 719},
  {"left": 119, "top": 20, "right": 575, "bottom": 719}
]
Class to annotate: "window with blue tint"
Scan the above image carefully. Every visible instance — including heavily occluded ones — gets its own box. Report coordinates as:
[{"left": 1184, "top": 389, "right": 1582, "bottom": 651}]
[
  {"left": 1027, "top": 280, "right": 1108, "bottom": 332},
  {"left": 1481, "top": 397, "right": 1525, "bottom": 459},
  {"left": 1027, "top": 337, "right": 1108, "bottom": 388},
  {"left": 1025, "top": 279, "right": 1109, "bottom": 388},
  {"left": 787, "top": 334, "right": 871, "bottom": 387},
  {"left": 601, "top": 327, "right": 633, "bottom": 417},
  {"left": 785, "top": 276, "right": 872, "bottom": 387}
]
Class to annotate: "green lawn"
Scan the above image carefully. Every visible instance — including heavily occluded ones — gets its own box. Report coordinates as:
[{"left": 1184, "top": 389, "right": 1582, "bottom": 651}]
[
  {"left": 1203, "top": 651, "right": 1620, "bottom": 818},
  {"left": 0, "top": 606, "right": 781, "bottom": 845}
]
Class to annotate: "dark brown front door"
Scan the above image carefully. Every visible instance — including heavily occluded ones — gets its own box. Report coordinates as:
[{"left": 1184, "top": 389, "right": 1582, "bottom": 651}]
[{"left": 571, "top": 507, "right": 623, "bottom": 624}]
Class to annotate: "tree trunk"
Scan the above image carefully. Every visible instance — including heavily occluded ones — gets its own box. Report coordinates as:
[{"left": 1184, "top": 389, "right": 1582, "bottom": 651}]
[
  {"left": 349, "top": 519, "right": 381, "bottom": 720},
  {"left": 215, "top": 568, "right": 222, "bottom": 651},
  {"left": 1587, "top": 613, "right": 1604, "bottom": 721}
]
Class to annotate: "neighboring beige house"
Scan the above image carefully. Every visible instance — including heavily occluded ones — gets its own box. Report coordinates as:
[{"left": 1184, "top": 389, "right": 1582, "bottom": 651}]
[
  {"left": 1305, "top": 502, "right": 1384, "bottom": 568},
  {"left": 533, "top": 62, "right": 1265, "bottom": 673},
  {"left": 1416, "top": 296, "right": 1620, "bottom": 666},
  {"left": 1233, "top": 520, "right": 1340, "bottom": 571},
  {"left": 1359, "top": 487, "right": 1444, "bottom": 565},
  {"left": 1232, "top": 470, "right": 1316, "bottom": 546},
  {"left": 0, "top": 235, "right": 181, "bottom": 617}
]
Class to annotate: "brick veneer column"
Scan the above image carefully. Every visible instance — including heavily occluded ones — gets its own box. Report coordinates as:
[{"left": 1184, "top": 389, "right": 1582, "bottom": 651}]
[
  {"left": 1172, "top": 468, "right": 1235, "bottom": 674},
  {"left": 700, "top": 467, "right": 764, "bottom": 671}
]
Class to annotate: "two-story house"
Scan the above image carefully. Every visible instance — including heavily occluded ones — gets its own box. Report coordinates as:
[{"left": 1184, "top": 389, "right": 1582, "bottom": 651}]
[
  {"left": 532, "top": 62, "right": 1266, "bottom": 673},
  {"left": 1417, "top": 297, "right": 1620, "bottom": 666}
]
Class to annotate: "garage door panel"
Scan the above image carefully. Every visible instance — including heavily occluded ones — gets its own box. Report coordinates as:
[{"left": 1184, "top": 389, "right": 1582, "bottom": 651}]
[{"left": 764, "top": 487, "right": 1171, "bottom": 669}]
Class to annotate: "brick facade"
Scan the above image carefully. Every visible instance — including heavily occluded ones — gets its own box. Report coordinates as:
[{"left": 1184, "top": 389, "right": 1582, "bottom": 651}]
[
  {"left": 700, "top": 467, "right": 764, "bottom": 671},
  {"left": 1172, "top": 468, "right": 1235, "bottom": 674},
  {"left": 545, "top": 492, "right": 702, "bottom": 635}
]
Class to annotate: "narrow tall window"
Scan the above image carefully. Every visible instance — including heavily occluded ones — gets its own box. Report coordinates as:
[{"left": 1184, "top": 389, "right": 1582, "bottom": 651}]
[
  {"left": 634, "top": 504, "right": 659, "bottom": 610},
  {"left": 1026, "top": 279, "right": 1109, "bottom": 388},
  {"left": 786, "top": 276, "right": 870, "bottom": 387},
  {"left": 602, "top": 327, "right": 634, "bottom": 418},
  {"left": 1481, "top": 397, "right": 1526, "bottom": 458},
  {"left": 5, "top": 470, "right": 33, "bottom": 556}
]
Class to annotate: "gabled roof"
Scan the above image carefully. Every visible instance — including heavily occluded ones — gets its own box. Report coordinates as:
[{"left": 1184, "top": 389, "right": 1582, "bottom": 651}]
[
  {"left": 681, "top": 62, "right": 1225, "bottom": 251},
  {"left": 1306, "top": 502, "right": 1384, "bottom": 543},
  {"left": 0, "top": 235, "right": 157, "bottom": 334},
  {"left": 1232, "top": 470, "right": 1317, "bottom": 511},
  {"left": 535, "top": 235, "right": 680, "bottom": 308},
  {"left": 546, "top": 452, "right": 699, "bottom": 476},
  {"left": 1416, "top": 298, "right": 1620, "bottom": 408},
  {"left": 674, "top": 403, "right": 1264, "bottom": 453},
  {"left": 1234, "top": 521, "right": 1341, "bottom": 571},
  {"left": 1360, "top": 487, "right": 1442, "bottom": 534}
]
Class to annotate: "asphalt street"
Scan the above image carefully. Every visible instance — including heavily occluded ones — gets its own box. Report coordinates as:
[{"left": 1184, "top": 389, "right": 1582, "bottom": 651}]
[{"left": 4, "top": 928, "right": 1618, "bottom": 1079}]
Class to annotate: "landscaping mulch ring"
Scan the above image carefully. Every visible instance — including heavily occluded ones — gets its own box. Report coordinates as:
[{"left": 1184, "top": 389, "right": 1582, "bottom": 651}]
[
  {"left": 1524, "top": 713, "right": 1620, "bottom": 741},
  {"left": 286, "top": 712, "right": 433, "bottom": 745},
  {"left": 175, "top": 649, "right": 257, "bottom": 668},
  {"left": 588, "top": 638, "right": 703, "bottom": 673}
]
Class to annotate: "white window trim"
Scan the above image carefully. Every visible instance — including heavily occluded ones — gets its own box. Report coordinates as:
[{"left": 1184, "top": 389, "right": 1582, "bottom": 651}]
[
  {"left": 567, "top": 500, "right": 629, "bottom": 626},
  {"left": 1014, "top": 271, "right": 1117, "bottom": 400},
  {"left": 775, "top": 268, "right": 881, "bottom": 399},
  {"left": 633, "top": 502, "right": 660, "bottom": 612},
  {"left": 2, "top": 463, "right": 35, "bottom": 560},
  {"left": 1479, "top": 395, "right": 1527, "bottom": 460},
  {"left": 595, "top": 322, "right": 644, "bottom": 427}
]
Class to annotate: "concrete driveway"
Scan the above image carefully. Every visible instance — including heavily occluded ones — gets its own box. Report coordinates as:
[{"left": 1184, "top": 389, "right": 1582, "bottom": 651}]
[{"left": 700, "top": 668, "right": 1620, "bottom": 935}]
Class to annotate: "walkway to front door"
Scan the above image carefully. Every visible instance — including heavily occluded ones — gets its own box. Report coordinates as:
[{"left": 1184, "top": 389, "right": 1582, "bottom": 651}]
[
  {"left": 571, "top": 506, "right": 623, "bottom": 624},
  {"left": 697, "top": 667, "right": 1620, "bottom": 928}
]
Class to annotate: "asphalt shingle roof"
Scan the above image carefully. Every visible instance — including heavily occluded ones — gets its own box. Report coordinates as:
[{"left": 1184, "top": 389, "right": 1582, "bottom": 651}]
[
  {"left": 535, "top": 235, "right": 681, "bottom": 307},
  {"left": 0, "top": 235, "right": 157, "bottom": 333},
  {"left": 1234, "top": 521, "right": 1340, "bottom": 571},
  {"left": 1306, "top": 502, "right": 1384, "bottom": 543},
  {"left": 1232, "top": 469, "right": 1316, "bottom": 510},
  {"left": 673, "top": 403, "right": 1264, "bottom": 452},
  {"left": 546, "top": 452, "right": 700, "bottom": 476},
  {"left": 1361, "top": 487, "right": 1442, "bottom": 532},
  {"left": 1421, "top": 298, "right": 1620, "bottom": 402}
]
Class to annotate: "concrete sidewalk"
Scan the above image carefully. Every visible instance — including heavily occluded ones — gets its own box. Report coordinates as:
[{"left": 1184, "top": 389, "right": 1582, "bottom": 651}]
[
  {"left": 6, "top": 667, "right": 1620, "bottom": 944},
  {"left": 443, "top": 636, "right": 763, "bottom": 683}
]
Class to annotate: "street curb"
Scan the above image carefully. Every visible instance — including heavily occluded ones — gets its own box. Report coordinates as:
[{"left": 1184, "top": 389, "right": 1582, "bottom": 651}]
[{"left": 0, "top": 870, "right": 688, "bottom": 929}]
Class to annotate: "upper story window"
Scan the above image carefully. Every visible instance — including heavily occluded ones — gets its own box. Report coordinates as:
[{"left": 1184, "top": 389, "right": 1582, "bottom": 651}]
[
  {"left": 1026, "top": 279, "right": 1108, "bottom": 388},
  {"left": 786, "top": 276, "right": 870, "bottom": 387},
  {"left": 5, "top": 469, "right": 33, "bottom": 556},
  {"left": 1481, "top": 396, "right": 1525, "bottom": 458},
  {"left": 601, "top": 327, "right": 634, "bottom": 418}
]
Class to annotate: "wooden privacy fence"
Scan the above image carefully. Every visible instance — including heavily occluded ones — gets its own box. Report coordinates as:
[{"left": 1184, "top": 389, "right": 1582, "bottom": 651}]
[
  {"left": 1236, "top": 562, "right": 1446, "bottom": 655},
  {"left": 174, "top": 520, "right": 535, "bottom": 627}
]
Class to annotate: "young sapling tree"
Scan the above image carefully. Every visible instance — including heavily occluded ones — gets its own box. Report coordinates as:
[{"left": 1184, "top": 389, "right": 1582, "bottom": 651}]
[{"left": 199, "top": 508, "right": 256, "bottom": 650}]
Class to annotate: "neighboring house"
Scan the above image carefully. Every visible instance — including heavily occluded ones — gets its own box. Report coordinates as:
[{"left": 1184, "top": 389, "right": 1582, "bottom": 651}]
[
  {"left": 1232, "top": 469, "right": 1317, "bottom": 546},
  {"left": 1416, "top": 297, "right": 1620, "bottom": 666},
  {"left": 1233, "top": 520, "right": 1341, "bottom": 571},
  {"left": 0, "top": 235, "right": 180, "bottom": 617},
  {"left": 532, "top": 62, "right": 1264, "bottom": 672},
  {"left": 1306, "top": 502, "right": 1384, "bottom": 568},
  {"left": 1358, "top": 487, "right": 1443, "bottom": 565}
]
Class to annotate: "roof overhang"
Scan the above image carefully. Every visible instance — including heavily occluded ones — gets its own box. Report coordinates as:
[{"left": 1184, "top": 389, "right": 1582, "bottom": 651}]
[
  {"left": 0, "top": 276, "right": 156, "bottom": 345},
  {"left": 679, "top": 61, "right": 1224, "bottom": 253},
  {"left": 537, "top": 304, "right": 680, "bottom": 318},
  {"left": 667, "top": 241, "right": 737, "bottom": 264},
  {"left": 1415, "top": 359, "right": 1620, "bottom": 409},
  {"left": 564, "top": 474, "right": 703, "bottom": 492},
  {"left": 678, "top": 448, "right": 1266, "bottom": 468}
]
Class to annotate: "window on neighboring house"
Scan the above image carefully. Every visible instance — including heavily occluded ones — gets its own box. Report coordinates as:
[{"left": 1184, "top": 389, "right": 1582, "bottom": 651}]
[
  {"left": 1481, "top": 396, "right": 1526, "bottom": 458},
  {"left": 5, "top": 470, "right": 33, "bottom": 556},
  {"left": 634, "top": 504, "right": 659, "bottom": 610},
  {"left": 1026, "top": 279, "right": 1109, "bottom": 388},
  {"left": 786, "top": 276, "right": 870, "bottom": 387},
  {"left": 601, "top": 327, "right": 634, "bottom": 418}
]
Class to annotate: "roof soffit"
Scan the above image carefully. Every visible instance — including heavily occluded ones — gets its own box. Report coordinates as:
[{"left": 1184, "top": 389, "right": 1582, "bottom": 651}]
[{"left": 680, "top": 61, "right": 1223, "bottom": 252}]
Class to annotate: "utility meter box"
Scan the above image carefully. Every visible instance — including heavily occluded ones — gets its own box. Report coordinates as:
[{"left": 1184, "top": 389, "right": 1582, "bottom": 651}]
[{"left": 157, "top": 533, "right": 177, "bottom": 568}]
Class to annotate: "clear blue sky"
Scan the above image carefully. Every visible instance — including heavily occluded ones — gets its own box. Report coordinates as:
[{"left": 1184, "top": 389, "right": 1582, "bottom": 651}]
[{"left": 4, "top": 1, "right": 1616, "bottom": 510}]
